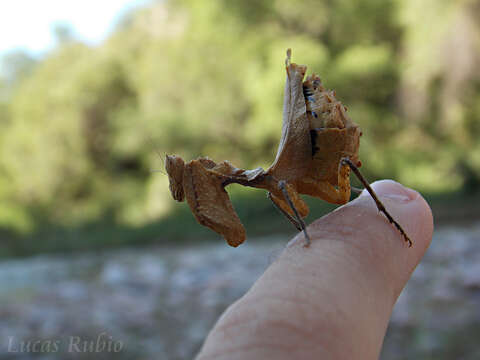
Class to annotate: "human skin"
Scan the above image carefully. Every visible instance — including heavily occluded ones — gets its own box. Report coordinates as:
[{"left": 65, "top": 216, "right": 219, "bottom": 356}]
[{"left": 196, "top": 180, "right": 434, "bottom": 360}]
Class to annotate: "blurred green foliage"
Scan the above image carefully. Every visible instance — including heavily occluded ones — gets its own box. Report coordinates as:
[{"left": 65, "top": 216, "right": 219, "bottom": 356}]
[{"left": 0, "top": 0, "right": 479, "bottom": 248}]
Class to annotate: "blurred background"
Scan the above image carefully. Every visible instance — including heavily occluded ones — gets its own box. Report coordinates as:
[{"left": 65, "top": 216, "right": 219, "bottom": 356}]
[{"left": 0, "top": 0, "right": 479, "bottom": 359}]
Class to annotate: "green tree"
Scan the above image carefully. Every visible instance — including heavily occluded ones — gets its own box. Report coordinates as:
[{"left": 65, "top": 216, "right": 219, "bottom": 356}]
[{"left": 0, "top": 0, "right": 479, "bottom": 237}]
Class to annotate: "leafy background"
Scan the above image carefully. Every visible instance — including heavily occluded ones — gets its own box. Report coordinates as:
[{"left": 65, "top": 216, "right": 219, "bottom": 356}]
[{"left": 1, "top": 0, "right": 479, "bottom": 256}]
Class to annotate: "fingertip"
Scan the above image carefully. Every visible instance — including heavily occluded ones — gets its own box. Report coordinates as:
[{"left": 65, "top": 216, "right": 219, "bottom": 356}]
[
  {"left": 359, "top": 179, "right": 420, "bottom": 202},
  {"left": 358, "top": 179, "right": 433, "bottom": 258},
  {"left": 197, "top": 181, "right": 434, "bottom": 360},
  {"left": 327, "top": 179, "right": 433, "bottom": 293},
  {"left": 285, "top": 179, "right": 433, "bottom": 296}
]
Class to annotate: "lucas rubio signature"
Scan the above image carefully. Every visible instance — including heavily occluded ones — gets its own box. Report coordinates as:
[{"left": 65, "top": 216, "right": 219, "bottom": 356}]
[{"left": 7, "top": 332, "right": 123, "bottom": 353}]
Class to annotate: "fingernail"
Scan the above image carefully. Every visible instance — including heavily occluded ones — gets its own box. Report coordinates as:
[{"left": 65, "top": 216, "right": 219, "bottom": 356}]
[{"left": 359, "top": 180, "right": 419, "bottom": 203}]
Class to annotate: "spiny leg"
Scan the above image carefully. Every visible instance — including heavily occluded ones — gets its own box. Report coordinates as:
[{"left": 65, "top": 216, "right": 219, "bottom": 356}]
[
  {"left": 278, "top": 181, "right": 311, "bottom": 247},
  {"left": 268, "top": 192, "right": 302, "bottom": 232},
  {"left": 341, "top": 158, "right": 413, "bottom": 247}
]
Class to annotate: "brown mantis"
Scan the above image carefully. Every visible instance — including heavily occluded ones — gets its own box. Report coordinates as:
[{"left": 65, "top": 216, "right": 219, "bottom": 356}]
[{"left": 165, "top": 49, "right": 412, "bottom": 248}]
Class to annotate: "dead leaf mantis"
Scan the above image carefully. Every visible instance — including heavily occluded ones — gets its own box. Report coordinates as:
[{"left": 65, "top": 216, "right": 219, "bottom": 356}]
[{"left": 165, "top": 49, "right": 412, "bottom": 248}]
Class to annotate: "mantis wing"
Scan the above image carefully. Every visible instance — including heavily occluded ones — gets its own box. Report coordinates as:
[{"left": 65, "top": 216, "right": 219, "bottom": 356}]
[{"left": 267, "top": 50, "right": 312, "bottom": 182}]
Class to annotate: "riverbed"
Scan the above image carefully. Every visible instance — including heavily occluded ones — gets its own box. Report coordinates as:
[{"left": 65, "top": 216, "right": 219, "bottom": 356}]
[{"left": 1, "top": 224, "right": 480, "bottom": 359}]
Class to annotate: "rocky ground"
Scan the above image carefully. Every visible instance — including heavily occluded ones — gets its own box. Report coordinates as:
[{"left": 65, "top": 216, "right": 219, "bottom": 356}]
[{"left": 0, "top": 224, "right": 480, "bottom": 360}]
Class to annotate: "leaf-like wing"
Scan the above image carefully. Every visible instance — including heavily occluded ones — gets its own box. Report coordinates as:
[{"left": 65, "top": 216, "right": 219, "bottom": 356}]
[{"left": 267, "top": 50, "right": 312, "bottom": 181}]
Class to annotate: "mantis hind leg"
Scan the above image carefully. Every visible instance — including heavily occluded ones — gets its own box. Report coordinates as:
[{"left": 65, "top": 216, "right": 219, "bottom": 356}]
[{"left": 341, "top": 157, "right": 413, "bottom": 247}]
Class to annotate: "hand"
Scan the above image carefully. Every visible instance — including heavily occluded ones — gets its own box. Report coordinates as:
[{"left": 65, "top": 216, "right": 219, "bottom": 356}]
[{"left": 196, "top": 180, "right": 433, "bottom": 360}]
